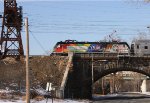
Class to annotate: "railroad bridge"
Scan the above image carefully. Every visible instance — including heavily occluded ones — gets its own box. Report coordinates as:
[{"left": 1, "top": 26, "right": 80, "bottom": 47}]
[{"left": 62, "top": 53, "right": 150, "bottom": 99}]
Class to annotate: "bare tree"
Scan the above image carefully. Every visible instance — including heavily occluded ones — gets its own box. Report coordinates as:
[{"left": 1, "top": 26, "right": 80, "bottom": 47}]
[
  {"left": 144, "top": 0, "right": 150, "bottom": 3},
  {"left": 129, "top": 0, "right": 150, "bottom": 4},
  {"left": 132, "top": 31, "right": 149, "bottom": 43},
  {"left": 115, "top": 72, "right": 124, "bottom": 92},
  {"left": 133, "top": 0, "right": 150, "bottom": 3}
]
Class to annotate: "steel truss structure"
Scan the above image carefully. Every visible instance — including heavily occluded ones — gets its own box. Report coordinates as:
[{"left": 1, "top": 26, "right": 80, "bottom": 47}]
[{"left": 0, "top": 0, "right": 24, "bottom": 58}]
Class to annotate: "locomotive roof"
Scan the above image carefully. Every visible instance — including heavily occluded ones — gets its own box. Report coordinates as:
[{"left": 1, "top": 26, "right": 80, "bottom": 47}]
[
  {"left": 133, "top": 39, "right": 150, "bottom": 43},
  {"left": 54, "top": 41, "right": 130, "bottom": 48},
  {"left": 57, "top": 41, "right": 129, "bottom": 45}
]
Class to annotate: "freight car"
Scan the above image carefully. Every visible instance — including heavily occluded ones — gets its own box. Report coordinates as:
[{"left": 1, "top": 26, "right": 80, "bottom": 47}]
[{"left": 52, "top": 40, "right": 130, "bottom": 56}]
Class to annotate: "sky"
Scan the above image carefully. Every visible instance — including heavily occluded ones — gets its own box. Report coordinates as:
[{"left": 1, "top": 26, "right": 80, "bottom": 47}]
[{"left": 0, "top": 0, "right": 150, "bottom": 55}]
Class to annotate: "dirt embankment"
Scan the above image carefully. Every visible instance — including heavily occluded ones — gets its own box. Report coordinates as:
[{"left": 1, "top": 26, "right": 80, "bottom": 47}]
[{"left": 0, "top": 55, "right": 68, "bottom": 91}]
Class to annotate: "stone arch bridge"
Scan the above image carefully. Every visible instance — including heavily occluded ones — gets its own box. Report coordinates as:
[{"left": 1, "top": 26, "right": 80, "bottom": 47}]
[{"left": 63, "top": 53, "right": 150, "bottom": 99}]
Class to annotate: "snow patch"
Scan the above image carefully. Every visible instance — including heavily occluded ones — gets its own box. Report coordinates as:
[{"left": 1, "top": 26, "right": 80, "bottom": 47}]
[{"left": 0, "top": 99, "right": 90, "bottom": 103}]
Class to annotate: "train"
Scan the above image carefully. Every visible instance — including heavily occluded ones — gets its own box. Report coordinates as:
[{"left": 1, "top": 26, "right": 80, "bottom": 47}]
[
  {"left": 131, "top": 39, "right": 150, "bottom": 56},
  {"left": 52, "top": 40, "right": 130, "bottom": 55},
  {"left": 52, "top": 39, "right": 150, "bottom": 56}
]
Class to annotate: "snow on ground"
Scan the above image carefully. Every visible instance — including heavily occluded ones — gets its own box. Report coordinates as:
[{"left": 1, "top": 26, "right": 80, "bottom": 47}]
[
  {"left": 92, "top": 92, "right": 150, "bottom": 100},
  {"left": 141, "top": 92, "right": 150, "bottom": 95},
  {"left": 0, "top": 99, "right": 90, "bottom": 103},
  {"left": 0, "top": 89, "right": 90, "bottom": 103},
  {"left": 121, "top": 92, "right": 150, "bottom": 96},
  {"left": 92, "top": 94, "right": 119, "bottom": 100}
]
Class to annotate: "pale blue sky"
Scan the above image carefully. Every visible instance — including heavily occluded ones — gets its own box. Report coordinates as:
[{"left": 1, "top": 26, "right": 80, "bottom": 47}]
[{"left": 0, "top": 0, "right": 150, "bottom": 55}]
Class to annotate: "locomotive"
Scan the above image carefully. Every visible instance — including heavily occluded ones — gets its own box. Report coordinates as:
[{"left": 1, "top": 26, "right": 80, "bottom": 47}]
[{"left": 52, "top": 40, "right": 130, "bottom": 56}]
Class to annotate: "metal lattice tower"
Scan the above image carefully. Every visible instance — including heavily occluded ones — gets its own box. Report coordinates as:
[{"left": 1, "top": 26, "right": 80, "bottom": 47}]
[{"left": 0, "top": 0, "right": 24, "bottom": 58}]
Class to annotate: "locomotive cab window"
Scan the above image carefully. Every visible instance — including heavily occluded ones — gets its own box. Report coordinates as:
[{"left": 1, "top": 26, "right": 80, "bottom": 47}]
[
  {"left": 137, "top": 45, "right": 139, "bottom": 49},
  {"left": 131, "top": 44, "right": 134, "bottom": 49},
  {"left": 145, "top": 46, "right": 148, "bottom": 49},
  {"left": 57, "top": 44, "right": 60, "bottom": 48},
  {"left": 123, "top": 44, "right": 125, "bottom": 47}
]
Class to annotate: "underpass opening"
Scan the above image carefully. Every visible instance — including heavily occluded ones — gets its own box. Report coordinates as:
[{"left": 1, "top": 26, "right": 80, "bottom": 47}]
[
  {"left": 92, "top": 71, "right": 150, "bottom": 97},
  {"left": 91, "top": 67, "right": 150, "bottom": 98},
  {"left": 64, "top": 55, "right": 150, "bottom": 99},
  {"left": 94, "top": 67, "right": 150, "bottom": 81}
]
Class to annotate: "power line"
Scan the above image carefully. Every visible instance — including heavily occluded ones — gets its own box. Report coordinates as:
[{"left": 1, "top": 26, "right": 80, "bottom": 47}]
[{"left": 29, "top": 29, "right": 48, "bottom": 54}]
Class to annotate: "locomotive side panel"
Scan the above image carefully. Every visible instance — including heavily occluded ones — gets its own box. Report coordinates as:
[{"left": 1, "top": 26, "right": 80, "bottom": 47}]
[{"left": 53, "top": 41, "right": 130, "bottom": 55}]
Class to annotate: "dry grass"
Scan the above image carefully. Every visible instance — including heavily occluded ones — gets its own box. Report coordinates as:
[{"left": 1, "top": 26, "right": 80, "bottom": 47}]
[{"left": 0, "top": 55, "right": 68, "bottom": 92}]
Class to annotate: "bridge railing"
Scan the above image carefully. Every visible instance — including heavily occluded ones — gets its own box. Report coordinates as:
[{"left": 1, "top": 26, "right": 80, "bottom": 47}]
[{"left": 73, "top": 53, "right": 132, "bottom": 60}]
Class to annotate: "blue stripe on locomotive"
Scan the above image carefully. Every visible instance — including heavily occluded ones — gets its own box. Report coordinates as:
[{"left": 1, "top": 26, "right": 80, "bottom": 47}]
[{"left": 87, "top": 44, "right": 104, "bottom": 52}]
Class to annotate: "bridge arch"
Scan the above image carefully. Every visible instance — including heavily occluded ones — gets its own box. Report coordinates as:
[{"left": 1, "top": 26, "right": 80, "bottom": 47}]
[
  {"left": 94, "top": 67, "right": 150, "bottom": 83},
  {"left": 65, "top": 55, "right": 150, "bottom": 99}
]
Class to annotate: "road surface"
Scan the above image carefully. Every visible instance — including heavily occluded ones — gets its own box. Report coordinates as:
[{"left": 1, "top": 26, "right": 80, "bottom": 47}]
[{"left": 93, "top": 92, "right": 150, "bottom": 103}]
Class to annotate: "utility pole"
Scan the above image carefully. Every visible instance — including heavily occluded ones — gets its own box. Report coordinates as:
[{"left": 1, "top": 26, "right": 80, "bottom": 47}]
[
  {"left": 102, "top": 77, "right": 104, "bottom": 95},
  {"left": 92, "top": 53, "right": 94, "bottom": 93},
  {"left": 25, "top": 17, "right": 30, "bottom": 103},
  {"left": 113, "top": 73, "right": 115, "bottom": 93}
]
